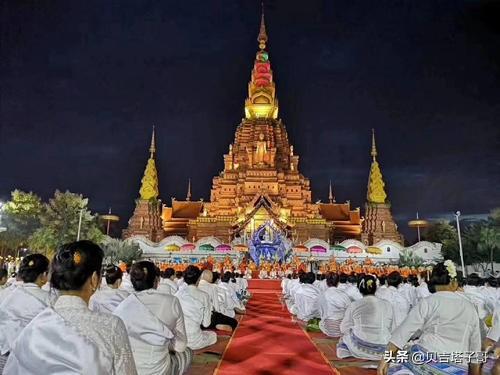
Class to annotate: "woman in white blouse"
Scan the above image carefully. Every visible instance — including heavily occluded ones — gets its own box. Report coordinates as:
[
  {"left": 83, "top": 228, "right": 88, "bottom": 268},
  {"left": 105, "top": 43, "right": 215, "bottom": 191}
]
[
  {"left": 3, "top": 240, "right": 137, "bottom": 375},
  {"left": 0, "top": 254, "right": 50, "bottom": 371},
  {"left": 317, "top": 273, "right": 351, "bottom": 337},
  {"left": 377, "top": 261, "right": 481, "bottom": 375},
  {"left": 90, "top": 265, "right": 129, "bottom": 314},
  {"left": 114, "top": 261, "right": 192, "bottom": 375},
  {"left": 337, "top": 274, "right": 393, "bottom": 361}
]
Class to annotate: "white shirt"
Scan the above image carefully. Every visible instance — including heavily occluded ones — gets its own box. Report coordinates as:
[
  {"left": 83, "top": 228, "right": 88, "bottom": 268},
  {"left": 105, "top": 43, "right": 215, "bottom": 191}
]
[
  {"left": 318, "top": 287, "right": 351, "bottom": 337},
  {"left": 0, "top": 283, "right": 50, "bottom": 355},
  {"left": 338, "top": 283, "right": 363, "bottom": 301},
  {"left": 5, "top": 295, "right": 137, "bottom": 375},
  {"left": 114, "top": 289, "right": 187, "bottom": 375},
  {"left": 174, "top": 285, "right": 216, "bottom": 350},
  {"left": 340, "top": 295, "right": 393, "bottom": 344},
  {"left": 376, "top": 286, "right": 410, "bottom": 330},
  {"left": 294, "top": 284, "right": 321, "bottom": 321},
  {"left": 90, "top": 287, "right": 130, "bottom": 314},
  {"left": 390, "top": 291, "right": 481, "bottom": 354}
]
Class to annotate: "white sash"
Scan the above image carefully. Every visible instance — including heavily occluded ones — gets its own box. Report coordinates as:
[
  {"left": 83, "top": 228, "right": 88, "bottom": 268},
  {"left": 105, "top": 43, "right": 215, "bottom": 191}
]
[
  {"left": 4, "top": 307, "right": 112, "bottom": 374},
  {"left": 114, "top": 294, "right": 174, "bottom": 346}
]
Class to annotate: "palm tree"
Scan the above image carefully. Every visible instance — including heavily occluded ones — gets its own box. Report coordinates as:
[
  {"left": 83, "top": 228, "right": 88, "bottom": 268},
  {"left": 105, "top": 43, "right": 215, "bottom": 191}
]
[{"left": 478, "top": 227, "right": 500, "bottom": 273}]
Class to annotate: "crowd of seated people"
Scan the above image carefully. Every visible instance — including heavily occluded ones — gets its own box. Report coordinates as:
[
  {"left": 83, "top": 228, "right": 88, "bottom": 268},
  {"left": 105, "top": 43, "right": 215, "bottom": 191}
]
[
  {"left": 0, "top": 241, "right": 249, "bottom": 375},
  {"left": 283, "top": 262, "right": 498, "bottom": 375}
]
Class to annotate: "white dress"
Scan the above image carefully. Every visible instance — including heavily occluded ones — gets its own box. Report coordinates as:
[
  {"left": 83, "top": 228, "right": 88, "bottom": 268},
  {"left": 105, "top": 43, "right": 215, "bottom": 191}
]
[
  {"left": 4, "top": 295, "right": 137, "bottom": 375},
  {"left": 375, "top": 286, "right": 410, "bottom": 330},
  {"left": 114, "top": 290, "right": 191, "bottom": 375},
  {"left": 294, "top": 284, "right": 321, "bottom": 321},
  {"left": 175, "top": 286, "right": 217, "bottom": 350},
  {"left": 338, "top": 282, "right": 363, "bottom": 301},
  {"left": 390, "top": 291, "right": 481, "bottom": 354},
  {"left": 89, "top": 288, "right": 130, "bottom": 314},
  {"left": 159, "top": 278, "right": 178, "bottom": 294},
  {"left": 337, "top": 295, "right": 393, "bottom": 360},
  {"left": 317, "top": 287, "right": 351, "bottom": 337}
]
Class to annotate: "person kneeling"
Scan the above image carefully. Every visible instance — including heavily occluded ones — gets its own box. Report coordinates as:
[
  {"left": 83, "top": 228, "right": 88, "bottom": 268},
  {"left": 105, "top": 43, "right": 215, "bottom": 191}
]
[{"left": 115, "top": 261, "right": 192, "bottom": 375}]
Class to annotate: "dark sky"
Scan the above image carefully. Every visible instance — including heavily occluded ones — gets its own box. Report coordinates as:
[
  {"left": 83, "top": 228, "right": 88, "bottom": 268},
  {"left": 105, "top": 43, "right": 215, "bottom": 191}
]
[{"left": 1, "top": 0, "right": 499, "bottom": 239}]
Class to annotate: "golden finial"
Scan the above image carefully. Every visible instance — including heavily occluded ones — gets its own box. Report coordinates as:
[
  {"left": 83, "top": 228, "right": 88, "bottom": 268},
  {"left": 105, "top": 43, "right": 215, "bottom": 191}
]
[
  {"left": 258, "top": 3, "right": 268, "bottom": 50},
  {"left": 371, "top": 128, "right": 377, "bottom": 160},
  {"left": 367, "top": 129, "right": 387, "bottom": 204},
  {"left": 149, "top": 126, "right": 156, "bottom": 158},
  {"left": 328, "top": 180, "right": 335, "bottom": 203},
  {"left": 139, "top": 128, "right": 160, "bottom": 200},
  {"left": 186, "top": 178, "right": 192, "bottom": 201}
]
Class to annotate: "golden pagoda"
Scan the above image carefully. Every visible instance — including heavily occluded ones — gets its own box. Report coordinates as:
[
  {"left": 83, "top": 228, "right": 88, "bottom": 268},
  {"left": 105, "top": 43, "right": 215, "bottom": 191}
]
[
  {"left": 157, "top": 11, "right": 362, "bottom": 244},
  {"left": 361, "top": 129, "right": 403, "bottom": 245},
  {"left": 123, "top": 128, "right": 164, "bottom": 242}
]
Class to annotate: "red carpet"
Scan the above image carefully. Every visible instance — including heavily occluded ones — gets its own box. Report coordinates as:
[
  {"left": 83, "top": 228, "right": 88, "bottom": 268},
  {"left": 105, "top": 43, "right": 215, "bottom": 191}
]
[
  {"left": 216, "top": 287, "right": 336, "bottom": 375},
  {"left": 247, "top": 279, "right": 282, "bottom": 290}
]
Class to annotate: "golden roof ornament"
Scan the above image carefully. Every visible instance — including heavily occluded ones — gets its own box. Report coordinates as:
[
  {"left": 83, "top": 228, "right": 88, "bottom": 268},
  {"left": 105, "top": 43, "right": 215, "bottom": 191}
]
[
  {"left": 367, "top": 129, "right": 387, "bottom": 204},
  {"left": 139, "top": 127, "right": 160, "bottom": 200}
]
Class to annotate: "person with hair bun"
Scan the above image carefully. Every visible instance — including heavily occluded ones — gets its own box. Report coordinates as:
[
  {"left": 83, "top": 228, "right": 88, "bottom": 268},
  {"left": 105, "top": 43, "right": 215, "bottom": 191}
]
[
  {"left": 89, "top": 265, "right": 129, "bottom": 314},
  {"left": 337, "top": 274, "right": 393, "bottom": 360},
  {"left": 158, "top": 267, "right": 178, "bottom": 295},
  {"left": 3, "top": 241, "right": 137, "bottom": 375},
  {"left": 0, "top": 254, "right": 50, "bottom": 371},
  {"left": 174, "top": 265, "right": 217, "bottom": 350},
  {"left": 114, "top": 261, "right": 192, "bottom": 375},
  {"left": 375, "top": 271, "right": 410, "bottom": 330},
  {"left": 317, "top": 273, "right": 351, "bottom": 337},
  {"left": 377, "top": 261, "right": 481, "bottom": 375}
]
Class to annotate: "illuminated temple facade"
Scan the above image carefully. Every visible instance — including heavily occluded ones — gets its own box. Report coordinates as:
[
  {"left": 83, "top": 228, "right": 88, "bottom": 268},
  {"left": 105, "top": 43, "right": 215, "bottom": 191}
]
[{"left": 124, "top": 14, "right": 402, "bottom": 246}]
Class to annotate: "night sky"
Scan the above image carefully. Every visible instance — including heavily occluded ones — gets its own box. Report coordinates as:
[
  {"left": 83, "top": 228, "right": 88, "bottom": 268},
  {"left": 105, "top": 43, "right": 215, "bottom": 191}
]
[{"left": 1, "top": 0, "right": 499, "bottom": 239}]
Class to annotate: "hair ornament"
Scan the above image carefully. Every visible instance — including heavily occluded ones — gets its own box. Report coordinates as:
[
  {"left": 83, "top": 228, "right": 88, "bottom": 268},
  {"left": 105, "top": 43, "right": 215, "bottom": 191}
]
[
  {"left": 143, "top": 267, "right": 148, "bottom": 276},
  {"left": 73, "top": 251, "right": 82, "bottom": 265},
  {"left": 367, "top": 279, "right": 374, "bottom": 288},
  {"left": 359, "top": 278, "right": 366, "bottom": 288},
  {"left": 443, "top": 260, "right": 457, "bottom": 279},
  {"left": 28, "top": 260, "right": 35, "bottom": 267}
]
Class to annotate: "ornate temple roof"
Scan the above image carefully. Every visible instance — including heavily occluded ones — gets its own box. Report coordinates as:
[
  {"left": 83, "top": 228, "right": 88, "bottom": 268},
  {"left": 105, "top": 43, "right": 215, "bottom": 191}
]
[{"left": 366, "top": 129, "right": 388, "bottom": 204}]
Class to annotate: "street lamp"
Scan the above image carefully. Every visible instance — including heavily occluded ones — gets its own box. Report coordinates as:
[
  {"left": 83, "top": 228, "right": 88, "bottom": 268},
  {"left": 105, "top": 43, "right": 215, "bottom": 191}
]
[{"left": 455, "top": 211, "right": 466, "bottom": 278}]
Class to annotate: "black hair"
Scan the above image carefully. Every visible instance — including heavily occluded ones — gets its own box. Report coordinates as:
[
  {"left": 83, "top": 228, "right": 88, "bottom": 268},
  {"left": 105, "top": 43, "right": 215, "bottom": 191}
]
[
  {"left": 347, "top": 274, "right": 358, "bottom": 284},
  {"left": 162, "top": 267, "right": 175, "bottom": 279},
  {"left": 221, "top": 271, "right": 232, "bottom": 283},
  {"left": 378, "top": 275, "right": 386, "bottom": 286},
  {"left": 18, "top": 254, "right": 50, "bottom": 283},
  {"left": 212, "top": 271, "right": 220, "bottom": 283},
  {"left": 0, "top": 268, "right": 8, "bottom": 280},
  {"left": 466, "top": 273, "right": 482, "bottom": 286},
  {"left": 339, "top": 273, "right": 348, "bottom": 284},
  {"left": 51, "top": 240, "right": 104, "bottom": 291},
  {"left": 387, "top": 271, "right": 402, "bottom": 288},
  {"left": 326, "top": 273, "right": 340, "bottom": 287},
  {"left": 287, "top": 274, "right": 292, "bottom": 279},
  {"left": 408, "top": 275, "right": 419, "bottom": 288},
  {"left": 358, "top": 275, "right": 377, "bottom": 295},
  {"left": 487, "top": 276, "right": 498, "bottom": 288},
  {"left": 429, "top": 262, "right": 452, "bottom": 286},
  {"left": 130, "top": 261, "right": 159, "bottom": 291},
  {"left": 301, "top": 272, "right": 316, "bottom": 284},
  {"left": 183, "top": 265, "right": 201, "bottom": 285},
  {"left": 175, "top": 271, "right": 183, "bottom": 279},
  {"left": 104, "top": 265, "right": 123, "bottom": 285}
]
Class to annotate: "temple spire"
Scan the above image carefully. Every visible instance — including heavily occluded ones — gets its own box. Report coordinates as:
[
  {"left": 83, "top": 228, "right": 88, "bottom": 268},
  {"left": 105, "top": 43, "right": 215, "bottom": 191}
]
[
  {"left": 186, "top": 178, "right": 192, "bottom": 201},
  {"left": 366, "top": 129, "right": 387, "bottom": 204},
  {"left": 139, "top": 127, "right": 159, "bottom": 200},
  {"left": 149, "top": 126, "right": 156, "bottom": 157},
  {"left": 371, "top": 128, "right": 377, "bottom": 161},
  {"left": 258, "top": 4, "right": 268, "bottom": 50},
  {"left": 328, "top": 180, "right": 335, "bottom": 203},
  {"left": 244, "top": 7, "right": 279, "bottom": 119}
]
